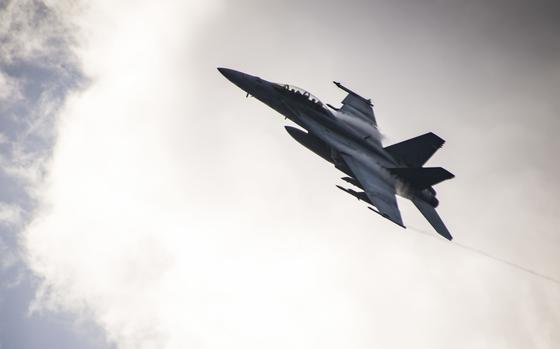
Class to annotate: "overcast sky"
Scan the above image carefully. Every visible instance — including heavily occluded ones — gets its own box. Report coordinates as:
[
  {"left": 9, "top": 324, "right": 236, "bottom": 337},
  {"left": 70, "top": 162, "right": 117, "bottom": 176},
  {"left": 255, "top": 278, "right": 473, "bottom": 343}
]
[{"left": 1, "top": 0, "right": 559, "bottom": 348}]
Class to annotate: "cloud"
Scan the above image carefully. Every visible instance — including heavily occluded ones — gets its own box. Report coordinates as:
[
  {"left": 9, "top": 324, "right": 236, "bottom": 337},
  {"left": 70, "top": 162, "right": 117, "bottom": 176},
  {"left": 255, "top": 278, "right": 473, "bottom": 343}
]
[
  {"left": 18, "top": 1, "right": 560, "bottom": 349},
  {"left": 21, "top": 1, "right": 226, "bottom": 348},
  {"left": 0, "top": 0, "right": 85, "bottom": 194},
  {"left": 0, "top": 202, "right": 22, "bottom": 226},
  {"left": 0, "top": 0, "right": 79, "bottom": 64},
  {"left": 0, "top": 235, "right": 19, "bottom": 272},
  {"left": 0, "top": 71, "right": 22, "bottom": 102},
  {"left": 0, "top": 2, "right": 112, "bottom": 348}
]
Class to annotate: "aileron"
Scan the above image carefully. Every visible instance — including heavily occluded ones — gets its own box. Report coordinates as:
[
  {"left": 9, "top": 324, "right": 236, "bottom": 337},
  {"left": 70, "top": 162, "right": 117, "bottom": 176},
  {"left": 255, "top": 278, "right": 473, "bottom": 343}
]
[
  {"left": 219, "top": 67, "right": 455, "bottom": 240},
  {"left": 340, "top": 153, "right": 404, "bottom": 227}
]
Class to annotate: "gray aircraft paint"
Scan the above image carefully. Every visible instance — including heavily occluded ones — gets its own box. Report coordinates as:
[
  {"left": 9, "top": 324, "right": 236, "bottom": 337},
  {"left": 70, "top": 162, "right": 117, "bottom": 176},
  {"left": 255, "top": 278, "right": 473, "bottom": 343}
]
[{"left": 218, "top": 67, "right": 453, "bottom": 239}]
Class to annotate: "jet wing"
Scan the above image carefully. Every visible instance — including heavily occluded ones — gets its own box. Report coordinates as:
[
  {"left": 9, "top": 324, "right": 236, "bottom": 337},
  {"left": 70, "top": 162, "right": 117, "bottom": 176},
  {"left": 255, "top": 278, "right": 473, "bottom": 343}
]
[
  {"left": 334, "top": 82, "right": 377, "bottom": 126},
  {"left": 340, "top": 153, "right": 404, "bottom": 227}
]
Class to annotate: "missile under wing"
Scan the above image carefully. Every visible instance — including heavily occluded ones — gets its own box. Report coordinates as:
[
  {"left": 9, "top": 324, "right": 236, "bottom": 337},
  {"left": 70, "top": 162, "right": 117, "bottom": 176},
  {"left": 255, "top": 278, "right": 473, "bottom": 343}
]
[
  {"left": 339, "top": 153, "right": 404, "bottom": 228},
  {"left": 218, "top": 67, "right": 455, "bottom": 240}
]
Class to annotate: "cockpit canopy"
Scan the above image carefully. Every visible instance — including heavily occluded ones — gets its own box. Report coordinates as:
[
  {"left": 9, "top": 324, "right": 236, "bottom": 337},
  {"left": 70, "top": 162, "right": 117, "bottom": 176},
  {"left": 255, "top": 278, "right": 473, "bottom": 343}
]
[{"left": 281, "top": 84, "right": 325, "bottom": 107}]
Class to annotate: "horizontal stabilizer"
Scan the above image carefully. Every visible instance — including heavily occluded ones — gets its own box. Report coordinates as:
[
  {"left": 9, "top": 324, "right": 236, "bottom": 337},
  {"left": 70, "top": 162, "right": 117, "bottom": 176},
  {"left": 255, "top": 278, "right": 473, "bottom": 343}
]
[
  {"left": 384, "top": 132, "right": 444, "bottom": 167},
  {"left": 412, "top": 198, "right": 452, "bottom": 240},
  {"left": 388, "top": 167, "right": 454, "bottom": 190}
]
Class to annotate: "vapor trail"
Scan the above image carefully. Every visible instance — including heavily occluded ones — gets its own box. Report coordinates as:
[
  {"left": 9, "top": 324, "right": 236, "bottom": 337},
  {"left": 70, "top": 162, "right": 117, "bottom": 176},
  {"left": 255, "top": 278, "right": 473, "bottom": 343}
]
[{"left": 407, "top": 226, "right": 560, "bottom": 286}]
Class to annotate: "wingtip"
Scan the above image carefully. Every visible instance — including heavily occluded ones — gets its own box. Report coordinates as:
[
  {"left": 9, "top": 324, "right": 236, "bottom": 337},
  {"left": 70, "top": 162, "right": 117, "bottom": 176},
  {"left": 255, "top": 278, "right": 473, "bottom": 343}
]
[
  {"left": 427, "top": 132, "right": 445, "bottom": 147},
  {"left": 367, "top": 207, "right": 406, "bottom": 229},
  {"left": 434, "top": 223, "right": 453, "bottom": 241},
  {"left": 440, "top": 233, "right": 453, "bottom": 241},
  {"left": 445, "top": 169, "right": 456, "bottom": 179}
]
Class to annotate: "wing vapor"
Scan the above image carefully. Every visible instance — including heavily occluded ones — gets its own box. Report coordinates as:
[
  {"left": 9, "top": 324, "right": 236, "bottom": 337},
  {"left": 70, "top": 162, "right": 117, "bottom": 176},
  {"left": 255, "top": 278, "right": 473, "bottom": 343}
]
[
  {"left": 334, "top": 82, "right": 377, "bottom": 125},
  {"left": 340, "top": 153, "right": 404, "bottom": 227}
]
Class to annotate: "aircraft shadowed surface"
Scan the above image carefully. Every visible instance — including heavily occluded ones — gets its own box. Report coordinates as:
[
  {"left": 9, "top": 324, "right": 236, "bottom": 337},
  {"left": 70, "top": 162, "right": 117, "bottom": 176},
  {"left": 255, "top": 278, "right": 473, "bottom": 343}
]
[{"left": 219, "top": 68, "right": 454, "bottom": 240}]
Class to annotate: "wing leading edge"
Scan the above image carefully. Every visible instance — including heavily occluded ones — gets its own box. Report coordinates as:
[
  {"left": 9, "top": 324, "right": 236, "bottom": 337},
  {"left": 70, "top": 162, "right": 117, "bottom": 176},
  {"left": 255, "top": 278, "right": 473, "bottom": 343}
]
[
  {"left": 334, "top": 82, "right": 377, "bottom": 126},
  {"left": 340, "top": 154, "right": 404, "bottom": 227}
]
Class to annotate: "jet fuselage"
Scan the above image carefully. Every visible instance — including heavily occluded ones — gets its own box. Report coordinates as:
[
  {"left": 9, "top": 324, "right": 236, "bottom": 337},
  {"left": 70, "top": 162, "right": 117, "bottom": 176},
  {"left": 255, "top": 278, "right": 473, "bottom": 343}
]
[
  {"left": 217, "top": 68, "right": 420, "bottom": 202},
  {"left": 219, "top": 67, "right": 456, "bottom": 240}
]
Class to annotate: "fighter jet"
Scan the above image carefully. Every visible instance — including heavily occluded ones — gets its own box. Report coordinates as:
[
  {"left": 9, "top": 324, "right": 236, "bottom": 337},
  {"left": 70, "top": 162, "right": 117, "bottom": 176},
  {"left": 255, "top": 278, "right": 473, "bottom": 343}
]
[{"left": 218, "top": 68, "right": 455, "bottom": 240}]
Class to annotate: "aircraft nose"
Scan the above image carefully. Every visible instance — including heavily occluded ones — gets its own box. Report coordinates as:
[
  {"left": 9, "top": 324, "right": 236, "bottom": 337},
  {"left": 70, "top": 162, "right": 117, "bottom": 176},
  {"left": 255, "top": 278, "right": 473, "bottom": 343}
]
[
  {"left": 218, "top": 67, "right": 264, "bottom": 93},
  {"left": 217, "top": 67, "right": 246, "bottom": 85},
  {"left": 218, "top": 67, "right": 272, "bottom": 101}
]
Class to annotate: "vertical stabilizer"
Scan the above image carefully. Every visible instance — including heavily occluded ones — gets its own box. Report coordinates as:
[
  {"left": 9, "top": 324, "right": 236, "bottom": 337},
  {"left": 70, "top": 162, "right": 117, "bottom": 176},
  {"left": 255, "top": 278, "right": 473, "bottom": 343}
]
[{"left": 384, "top": 132, "right": 444, "bottom": 167}]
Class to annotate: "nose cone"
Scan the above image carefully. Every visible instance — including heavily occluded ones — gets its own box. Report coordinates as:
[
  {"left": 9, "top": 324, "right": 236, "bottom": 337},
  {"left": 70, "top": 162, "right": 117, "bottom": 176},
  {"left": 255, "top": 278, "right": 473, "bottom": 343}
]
[
  {"left": 218, "top": 67, "right": 276, "bottom": 104},
  {"left": 218, "top": 67, "right": 266, "bottom": 95},
  {"left": 217, "top": 67, "right": 255, "bottom": 90},
  {"left": 217, "top": 67, "right": 243, "bottom": 84}
]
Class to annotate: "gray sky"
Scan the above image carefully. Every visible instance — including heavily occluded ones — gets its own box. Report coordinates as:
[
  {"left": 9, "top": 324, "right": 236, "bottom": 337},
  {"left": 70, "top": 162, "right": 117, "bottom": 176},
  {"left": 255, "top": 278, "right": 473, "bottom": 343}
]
[{"left": 1, "top": 0, "right": 559, "bottom": 348}]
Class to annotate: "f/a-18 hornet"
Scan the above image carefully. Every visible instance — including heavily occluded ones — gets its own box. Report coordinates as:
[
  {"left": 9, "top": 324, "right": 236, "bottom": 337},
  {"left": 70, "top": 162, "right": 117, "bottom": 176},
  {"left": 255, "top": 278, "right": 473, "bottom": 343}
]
[{"left": 218, "top": 68, "right": 455, "bottom": 240}]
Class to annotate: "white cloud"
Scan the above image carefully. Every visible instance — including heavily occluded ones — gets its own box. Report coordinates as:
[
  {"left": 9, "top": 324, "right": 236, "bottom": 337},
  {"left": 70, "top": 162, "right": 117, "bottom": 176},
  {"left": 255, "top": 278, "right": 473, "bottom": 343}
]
[
  {"left": 0, "top": 71, "right": 22, "bottom": 102},
  {"left": 0, "top": 0, "right": 79, "bottom": 64},
  {"left": 0, "top": 0, "right": 85, "bottom": 200},
  {"left": 20, "top": 1, "right": 560, "bottom": 349},
  {"left": 25, "top": 1, "right": 399, "bottom": 348},
  {"left": 0, "top": 236, "right": 18, "bottom": 271},
  {"left": 0, "top": 202, "right": 22, "bottom": 226}
]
